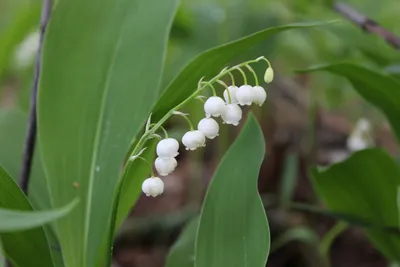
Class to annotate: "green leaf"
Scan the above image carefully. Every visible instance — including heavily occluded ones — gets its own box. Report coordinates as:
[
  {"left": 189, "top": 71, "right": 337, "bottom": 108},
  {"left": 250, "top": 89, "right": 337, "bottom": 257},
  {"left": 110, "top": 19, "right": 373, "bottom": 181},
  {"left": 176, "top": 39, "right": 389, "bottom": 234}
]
[
  {"left": 0, "top": 200, "right": 78, "bottom": 232},
  {"left": 297, "top": 63, "right": 400, "bottom": 142},
  {"left": 152, "top": 21, "right": 337, "bottom": 121},
  {"left": 0, "top": 109, "right": 50, "bottom": 210},
  {"left": 312, "top": 148, "right": 400, "bottom": 261},
  {"left": 115, "top": 139, "right": 157, "bottom": 227},
  {"left": 0, "top": 165, "right": 56, "bottom": 267},
  {"left": 165, "top": 217, "right": 199, "bottom": 267},
  {"left": 195, "top": 114, "right": 269, "bottom": 267},
  {"left": 37, "top": 1, "right": 179, "bottom": 267}
]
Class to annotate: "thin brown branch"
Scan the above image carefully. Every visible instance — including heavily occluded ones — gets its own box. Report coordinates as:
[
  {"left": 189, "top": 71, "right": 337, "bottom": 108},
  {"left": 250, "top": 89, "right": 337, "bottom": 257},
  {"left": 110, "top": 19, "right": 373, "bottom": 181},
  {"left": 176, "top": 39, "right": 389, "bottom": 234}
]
[{"left": 333, "top": 1, "right": 400, "bottom": 50}]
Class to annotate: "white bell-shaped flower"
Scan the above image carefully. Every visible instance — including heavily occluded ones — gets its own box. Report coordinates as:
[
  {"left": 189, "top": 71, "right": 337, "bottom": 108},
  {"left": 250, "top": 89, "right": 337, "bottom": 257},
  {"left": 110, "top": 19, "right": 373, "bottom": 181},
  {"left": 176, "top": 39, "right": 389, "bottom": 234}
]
[
  {"left": 182, "top": 130, "right": 206, "bottom": 150},
  {"left": 347, "top": 118, "right": 373, "bottom": 152},
  {"left": 142, "top": 177, "right": 164, "bottom": 197},
  {"left": 236, "top": 85, "right": 254, "bottom": 106},
  {"left": 156, "top": 138, "right": 179, "bottom": 158},
  {"left": 221, "top": 104, "right": 242, "bottom": 126},
  {"left": 155, "top": 157, "right": 177, "bottom": 176},
  {"left": 198, "top": 118, "right": 219, "bottom": 139},
  {"left": 223, "top": 86, "right": 239, "bottom": 104},
  {"left": 264, "top": 67, "right": 274, "bottom": 83},
  {"left": 204, "top": 96, "right": 226, "bottom": 118},
  {"left": 252, "top": 86, "right": 267, "bottom": 106}
]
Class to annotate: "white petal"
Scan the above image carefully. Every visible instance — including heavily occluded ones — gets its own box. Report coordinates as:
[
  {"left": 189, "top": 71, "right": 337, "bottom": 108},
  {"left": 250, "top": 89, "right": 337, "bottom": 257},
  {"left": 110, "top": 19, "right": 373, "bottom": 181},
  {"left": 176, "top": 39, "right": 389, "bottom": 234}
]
[
  {"left": 204, "top": 96, "right": 226, "bottom": 117},
  {"left": 252, "top": 86, "right": 267, "bottom": 106},
  {"left": 221, "top": 104, "right": 242, "bottom": 126},
  {"left": 223, "top": 86, "right": 239, "bottom": 104},
  {"left": 236, "top": 85, "right": 254, "bottom": 106},
  {"left": 198, "top": 118, "right": 219, "bottom": 139},
  {"left": 156, "top": 138, "right": 179, "bottom": 158},
  {"left": 182, "top": 130, "right": 206, "bottom": 150},
  {"left": 155, "top": 157, "right": 177, "bottom": 176}
]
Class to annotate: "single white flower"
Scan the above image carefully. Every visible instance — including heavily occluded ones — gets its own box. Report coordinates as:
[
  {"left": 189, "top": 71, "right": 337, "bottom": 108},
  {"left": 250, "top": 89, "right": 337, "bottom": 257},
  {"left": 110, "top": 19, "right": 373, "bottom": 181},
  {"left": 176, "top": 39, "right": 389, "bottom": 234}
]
[
  {"left": 221, "top": 104, "right": 242, "bottom": 126},
  {"left": 182, "top": 130, "right": 206, "bottom": 150},
  {"left": 236, "top": 85, "right": 254, "bottom": 106},
  {"left": 142, "top": 177, "right": 164, "bottom": 197},
  {"left": 252, "top": 86, "right": 267, "bottom": 106},
  {"left": 347, "top": 118, "right": 374, "bottom": 152},
  {"left": 155, "top": 157, "right": 177, "bottom": 176},
  {"left": 264, "top": 67, "right": 274, "bottom": 83},
  {"left": 156, "top": 138, "right": 179, "bottom": 158},
  {"left": 13, "top": 31, "right": 40, "bottom": 69},
  {"left": 223, "top": 86, "right": 239, "bottom": 104},
  {"left": 204, "top": 96, "right": 226, "bottom": 118},
  {"left": 198, "top": 118, "right": 219, "bottom": 139}
]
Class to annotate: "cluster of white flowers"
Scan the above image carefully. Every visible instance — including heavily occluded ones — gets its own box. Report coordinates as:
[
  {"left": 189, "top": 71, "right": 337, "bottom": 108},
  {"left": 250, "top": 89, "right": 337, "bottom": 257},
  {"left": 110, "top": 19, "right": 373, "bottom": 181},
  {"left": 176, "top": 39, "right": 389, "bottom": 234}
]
[{"left": 141, "top": 59, "right": 274, "bottom": 197}]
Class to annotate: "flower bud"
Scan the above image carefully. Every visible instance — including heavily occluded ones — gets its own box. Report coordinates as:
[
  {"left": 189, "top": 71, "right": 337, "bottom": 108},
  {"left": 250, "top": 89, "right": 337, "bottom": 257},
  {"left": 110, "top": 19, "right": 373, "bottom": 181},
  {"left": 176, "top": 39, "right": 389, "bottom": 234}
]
[
  {"left": 142, "top": 177, "right": 164, "bottom": 197},
  {"left": 198, "top": 118, "right": 219, "bottom": 139},
  {"left": 182, "top": 130, "right": 206, "bottom": 150},
  {"left": 252, "top": 86, "right": 267, "bottom": 106},
  {"left": 264, "top": 67, "right": 274, "bottom": 83},
  {"left": 156, "top": 138, "right": 179, "bottom": 158},
  {"left": 236, "top": 85, "right": 254, "bottom": 106},
  {"left": 221, "top": 104, "right": 242, "bottom": 126},
  {"left": 155, "top": 157, "right": 177, "bottom": 176},
  {"left": 223, "top": 86, "right": 239, "bottom": 104},
  {"left": 204, "top": 96, "right": 226, "bottom": 118}
]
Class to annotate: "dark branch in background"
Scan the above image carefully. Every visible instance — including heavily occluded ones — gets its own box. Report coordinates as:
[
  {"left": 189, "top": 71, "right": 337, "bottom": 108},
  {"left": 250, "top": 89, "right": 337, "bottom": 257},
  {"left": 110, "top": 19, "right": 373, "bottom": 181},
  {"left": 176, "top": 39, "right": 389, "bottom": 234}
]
[
  {"left": 19, "top": 0, "right": 52, "bottom": 193},
  {"left": 333, "top": 1, "right": 400, "bottom": 50}
]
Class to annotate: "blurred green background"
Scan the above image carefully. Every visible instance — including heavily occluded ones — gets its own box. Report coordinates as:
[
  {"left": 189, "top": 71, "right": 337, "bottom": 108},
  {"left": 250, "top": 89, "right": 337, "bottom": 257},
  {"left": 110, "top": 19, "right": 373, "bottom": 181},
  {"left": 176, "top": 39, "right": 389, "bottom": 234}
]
[{"left": 1, "top": 0, "right": 400, "bottom": 266}]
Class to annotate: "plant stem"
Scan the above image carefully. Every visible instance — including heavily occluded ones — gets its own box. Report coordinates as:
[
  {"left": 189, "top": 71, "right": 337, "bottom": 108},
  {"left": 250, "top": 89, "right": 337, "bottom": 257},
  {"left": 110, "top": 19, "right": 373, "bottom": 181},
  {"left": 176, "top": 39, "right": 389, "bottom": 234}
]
[{"left": 19, "top": 0, "right": 52, "bottom": 194}]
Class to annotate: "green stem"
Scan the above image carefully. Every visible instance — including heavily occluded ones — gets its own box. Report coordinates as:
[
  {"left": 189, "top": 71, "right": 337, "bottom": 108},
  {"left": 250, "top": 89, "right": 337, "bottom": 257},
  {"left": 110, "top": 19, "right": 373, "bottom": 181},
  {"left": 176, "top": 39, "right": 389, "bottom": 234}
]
[
  {"left": 319, "top": 221, "right": 348, "bottom": 266},
  {"left": 201, "top": 81, "right": 216, "bottom": 96},
  {"left": 228, "top": 71, "right": 235, "bottom": 86},
  {"left": 258, "top": 56, "right": 272, "bottom": 68},
  {"left": 137, "top": 156, "right": 155, "bottom": 177},
  {"left": 246, "top": 64, "right": 259, "bottom": 86},
  {"left": 217, "top": 79, "right": 232, "bottom": 104},
  {"left": 235, "top": 66, "right": 247, "bottom": 85},
  {"left": 148, "top": 123, "right": 168, "bottom": 138},
  {"left": 174, "top": 112, "right": 194, "bottom": 131}
]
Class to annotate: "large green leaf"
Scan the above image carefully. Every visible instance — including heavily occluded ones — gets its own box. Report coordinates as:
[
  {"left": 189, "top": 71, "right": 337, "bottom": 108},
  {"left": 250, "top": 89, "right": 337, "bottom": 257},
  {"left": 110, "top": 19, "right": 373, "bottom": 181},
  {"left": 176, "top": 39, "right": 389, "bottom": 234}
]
[
  {"left": 115, "top": 139, "right": 157, "bottom": 228},
  {"left": 115, "top": 21, "right": 335, "bottom": 230},
  {"left": 312, "top": 149, "right": 400, "bottom": 261},
  {"left": 0, "top": 109, "right": 50, "bottom": 210},
  {"left": 165, "top": 217, "right": 199, "bottom": 267},
  {"left": 298, "top": 63, "right": 400, "bottom": 142},
  {"left": 37, "top": 1, "right": 179, "bottom": 266},
  {"left": 152, "top": 21, "right": 336, "bottom": 121},
  {"left": 195, "top": 114, "right": 269, "bottom": 267},
  {"left": 0, "top": 165, "right": 70, "bottom": 267},
  {"left": 0, "top": 200, "right": 78, "bottom": 232}
]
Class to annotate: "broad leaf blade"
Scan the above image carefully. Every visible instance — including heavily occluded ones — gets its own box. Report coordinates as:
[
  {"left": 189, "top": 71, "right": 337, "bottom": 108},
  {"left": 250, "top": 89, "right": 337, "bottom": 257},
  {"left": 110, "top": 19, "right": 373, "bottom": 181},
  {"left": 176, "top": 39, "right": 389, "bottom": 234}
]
[
  {"left": 298, "top": 63, "right": 400, "bottom": 142},
  {"left": 0, "top": 109, "right": 50, "bottom": 210},
  {"left": 195, "top": 114, "right": 269, "bottom": 267},
  {"left": 38, "top": 1, "right": 179, "bottom": 266},
  {"left": 166, "top": 217, "right": 199, "bottom": 267},
  {"left": 115, "top": 139, "right": 157, "bottom": 228},
  {"left": 312, "top": 149, "right": 400, "bottom": 261},
  {"left": 152, "top": 21, "right": 336, "bottom": 121},
  {"left": 0, "top": 165, "right": 54, "bottom": 267},
  {"left": 0, "top": 200, "right": 78, "bottom": 232}
]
